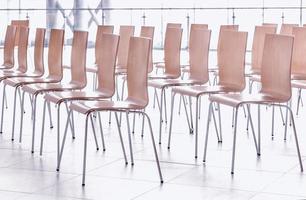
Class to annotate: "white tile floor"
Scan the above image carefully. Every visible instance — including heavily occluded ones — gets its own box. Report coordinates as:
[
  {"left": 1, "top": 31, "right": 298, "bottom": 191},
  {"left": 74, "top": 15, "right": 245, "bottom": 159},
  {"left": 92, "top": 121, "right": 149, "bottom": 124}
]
[{"left": 0, "top": 49, "right": 305, "bottom": 199}]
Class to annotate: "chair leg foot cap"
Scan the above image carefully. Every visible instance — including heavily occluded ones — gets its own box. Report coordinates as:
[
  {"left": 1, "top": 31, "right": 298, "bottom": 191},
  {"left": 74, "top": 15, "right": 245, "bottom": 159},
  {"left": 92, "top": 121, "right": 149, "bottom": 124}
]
[
  {"left": 11, "top": 139, "right": 14, "bottom": 141},
  {"left": 160, "top": 180, "right": 164, "bottom": 184},
  {"left": 96, "top": 148, "right": 99, "bottom": 151},
  {"left": 231, "top": 172, "right": 234, "bottom": 174},
  {"left": 82, "top": 184, "right": 85, "bottom": 186},
  {"left": 56, "top": 168, "right": 59, "bottom": 171},
  {"left": 31, "top": 151, "right": 34, "bottom": 154}
]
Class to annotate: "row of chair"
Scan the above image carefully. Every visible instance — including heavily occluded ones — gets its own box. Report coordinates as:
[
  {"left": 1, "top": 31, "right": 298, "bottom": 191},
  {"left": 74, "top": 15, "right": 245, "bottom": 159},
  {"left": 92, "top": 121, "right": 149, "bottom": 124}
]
[{"left": 0, "top": 20, "right": 304, "bottom": 186}]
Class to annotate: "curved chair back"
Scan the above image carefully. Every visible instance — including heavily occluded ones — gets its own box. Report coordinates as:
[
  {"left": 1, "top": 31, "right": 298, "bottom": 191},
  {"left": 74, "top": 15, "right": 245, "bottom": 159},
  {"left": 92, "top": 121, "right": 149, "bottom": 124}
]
[
  {"left": 95, "top": 25, "right": 114, "bottom": 64},
  {"left": 164, "top": 27, "right": 183, "bottom": 78},
  {"left": 97, "top": 34, "right": 119, "bottom": 95},
  {"left": 33, "top": 28, "right": 46, "bottom": 75},
  {"left": 291, "top": 27, "right": 306, "bottom": 76},
  {"left": 251, "top": 26, "right": 277, "bottom": 72},
  {"left": 11, "top": 19, "right": 29, "bottom": 47},
  {"left": 126, "top": 37, "right": 151, "bottom": 107},
  {"left": 70, "top": 31, "right": 88, "bottom": 88},
  {"left": 166, "top": 23, "right": 182, "bottom": 28},
  {"left": 140, "top": 26, "right": 155, "bottom": 73},
  {"left": 260, "top": 34, "right": 294, "bottom": 100},
  {"left": 3, "top": 25, "right": 17, "bottom": 68},
  {"left": 263, "top": 23, "right": 278, "bottom": 28},
  {"left": 280, "top": 23, "right": 298, "bottom": 35},
  {"left": 217, "top": 25, "right": 239, "bottom": 57},
  {"left": 48, "top": 29, "right": 65, "bottom": 80},
  {"left": 17, "top": 26, "right": 29, "bottom": 73},
  {"left": 218, "top": 30, "right": 248, "bottom": 91},
  {"left": 117, "top": 26, "right": 135, "bottom": 68},
  {"left": 189, "top": 29, "right": 211, "bottom": 83}
]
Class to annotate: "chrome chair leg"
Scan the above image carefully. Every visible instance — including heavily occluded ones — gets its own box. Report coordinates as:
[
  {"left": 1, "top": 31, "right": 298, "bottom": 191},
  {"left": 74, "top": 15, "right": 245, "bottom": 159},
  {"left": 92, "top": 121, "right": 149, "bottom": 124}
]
[
  {"left": 246, "top": 104, "right": 259, "bottom": 155},
  {"left": 82, "top": 114, "right": 90, "bottom": 186},
  {"left": 286, "top": 105, "right": 303, "bottom": 172},
  {"left": 19, "top": 91, "right": 26, "bottom": 143},
  {"left": 57, "top": 110, "right": 72, "bottom": 171},
  {"left": 114, "top": 112, "right": 128, "bottom": 164},
  {"left": 11, "top": 87, "right": 18, "bottom": 141},
  {"left": 143, "top": 112, "right": 163, "bottom": 183},
  {"left": 231, "top": 107, "right": 239, "bottom": 174},
  {"left": 97, "top": 112, "right": 106, "bottom": 151},
  {"left": 31, "top": 94, "right": 38, "bottom": 153},
  {"left": 182, "top": 95, "right": 192, "bottom": 133},
  {"left": 126, "top": 112, "right": 134, "bottom": 165},
  {"left": 158, "top": 88, "right": 164, "bottom": 144},
  {"left": 47, "top": 101, "right": 53, "bottom": 128},
  {"left": 189, "top": 96, "right": 194, "bottom": 133},
  {"left": 203, "top": 102, "right": 213, "bottom": 162},
  {"left": 90, "top": 114, "right": 99, "bottom": 150},
  {"left": 39, "top": 100, "right": 47, "bottom": 155},
  {"left": 167, "top": 92, "right": 176, "bottom": 149},
  {"left": 0, "top": 84, "right": 7, "bottom": 133}
]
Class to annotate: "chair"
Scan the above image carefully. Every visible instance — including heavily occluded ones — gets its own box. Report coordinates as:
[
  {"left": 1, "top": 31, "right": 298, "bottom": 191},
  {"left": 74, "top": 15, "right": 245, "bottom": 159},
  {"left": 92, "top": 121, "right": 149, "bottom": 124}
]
[
  {"left": 0, "top": 26, "right": 29, "bottom": 75},
  {"left": 210, "top": 25, "right": 239, "bottom": 75},
  {"left": 11, "top": 19, "right": 30, "bottom": 47},
  {"left": 58, "top": 36, "right": 163, "bottom": 186},
  {"left": 181, "top": 24, "right": 208, "bottom": 74},
  {"left": 154, "top": 23, "right": 182, "bottom": 71},
  {"left": 147, "top": 27, "right": 182, "bottom": 144},
  {"left": 42, "top": 33, "right": 119, "bottom": 158},
  {"left": 205, "top": 33, "right": 303, "bottom": 174},
  {"left": 2, "top": 28, "right": 46, "bottom": 141},
  {"left": 115, "top": 25, "right": 135, "bottom": 73},
  {"left": 289, "top": 27, "right": 306, "bottom": 115},
  {"left": 86, "top": 25, "right": 114, "bottom": 89},
  {"left": 168, "top": 30, "right": 248, "bottom": 158},
  {"left": 248, "top": 26, "right": 277, "bottom": 76},
  {"left": 0, "top": 25, "right": 17, "bottom": 69},
  {"left": 280, "top": 23, "right": 298, "bottom": 35},
  {"left": 140, "top": 26, "right": 155, "bottom": 74}
]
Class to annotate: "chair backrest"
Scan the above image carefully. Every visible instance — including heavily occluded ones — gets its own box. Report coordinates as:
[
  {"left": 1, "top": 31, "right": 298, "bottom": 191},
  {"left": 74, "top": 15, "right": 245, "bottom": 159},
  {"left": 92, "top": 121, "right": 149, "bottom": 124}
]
[
  {"left": 251, "top": 26, "right": 277, "bottom": 71},
  {"left": 97, "top": 34, "right": 119, "bottom": 95},
  {"left": 17, "top": 26, "right": 29, "bottom": 73},
  {"left": 217, "top": 25, "right": 239, "bottom": 56},
  {"left": 280, "top": 23, "right": 298, "bottom": 35},
  {"left": 166, "top": 23, "right": 182, "bottom": 28},
  {"left": 70, "top": 31, "right": 88, "bottom": 88},
  {"left": 95, "top": 25, "right": 114, "bottom": 64},
  {"left": 262, "top": 23, "right": 278, "bottom": 28},
  {"left": 290, "top": 27, "right": 306, "bottom": 76},
  {"left": 126, "top": 37, "right": 151, "bottom": 107},
  {"left": 218, "top": 30, "right": 248, "bottom": 91},
  {"left": 260, "top": 34, "right": 294, "bottom": 101},
  {"left": 189, "top": 29, "right": 211, "bottom": 83},
  {"left": 47, "top": 29, "right": 64, "bottom": 80},
  {"left": 190, "top": 24, "right": 208, "bottom": 30},
  {"left": 11, "top": 19, "right": 29, "bottom": 47},
  {"left": 164, "top": 27, "right": 183, "bottom": 78},
  {"left": 117, "top": 26, "right": 135, "bottom": 68},
  {"left": 2, "top": 25, "right": 17, "bottom": 68},
  {"left": 140, "top": 26, "right": 155, "bottom": 73},
  {"left": 33, "top": 28, "right": 46, "bottom": 75}
]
